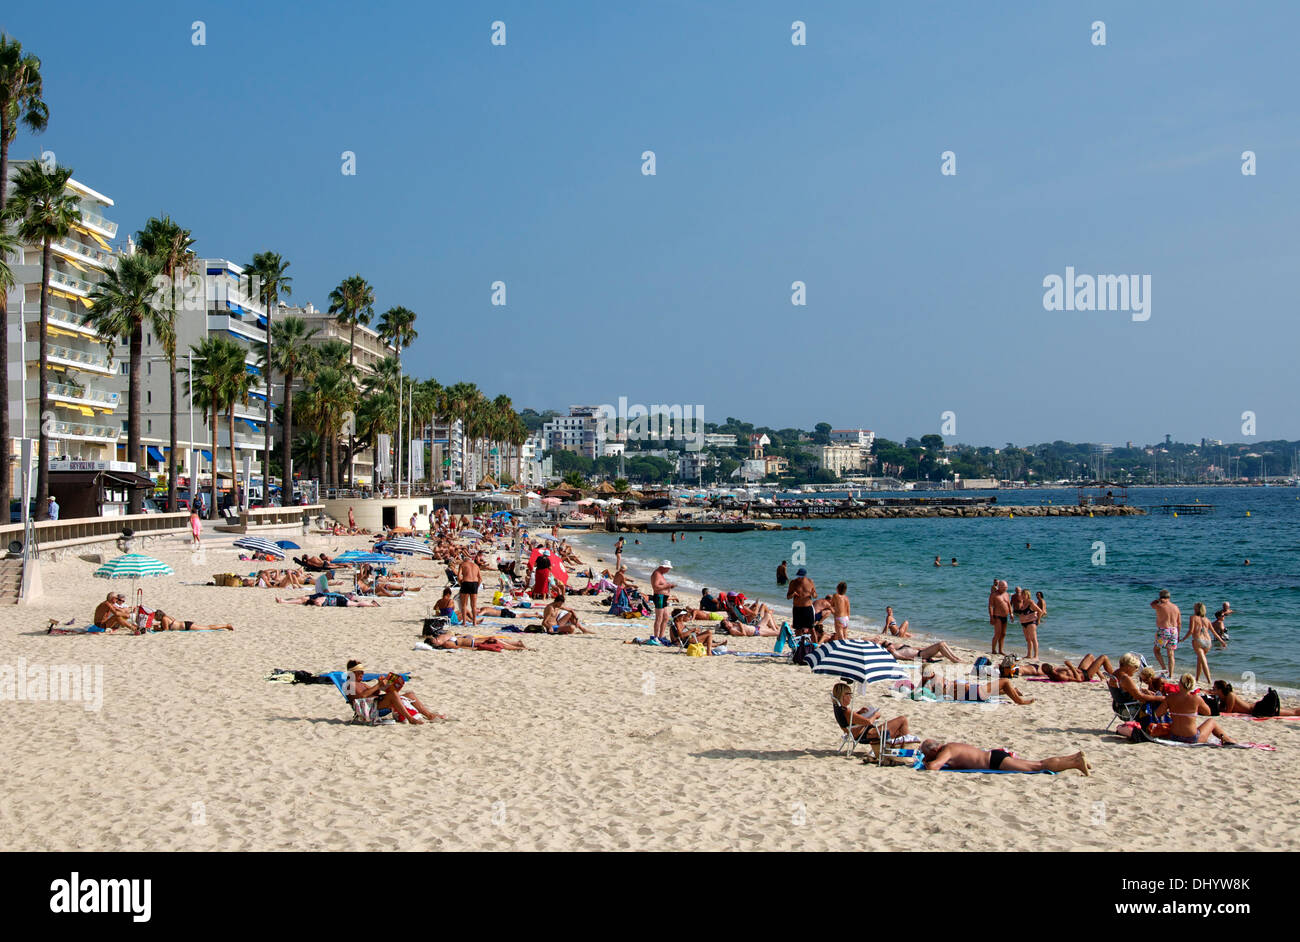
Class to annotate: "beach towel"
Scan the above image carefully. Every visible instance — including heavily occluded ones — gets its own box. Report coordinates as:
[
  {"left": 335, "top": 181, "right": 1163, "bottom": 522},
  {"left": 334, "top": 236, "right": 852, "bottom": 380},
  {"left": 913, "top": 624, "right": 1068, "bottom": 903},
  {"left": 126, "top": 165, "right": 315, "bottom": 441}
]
[
  {"left": 1028, "top": 677, "right": 1100, "bottom": 683},
  {"left": 1219, "top": 712, "right": 1300, "bottom": 722},
  {"left": 911, "top": 756, "right": 1055, "bottom": 774}
]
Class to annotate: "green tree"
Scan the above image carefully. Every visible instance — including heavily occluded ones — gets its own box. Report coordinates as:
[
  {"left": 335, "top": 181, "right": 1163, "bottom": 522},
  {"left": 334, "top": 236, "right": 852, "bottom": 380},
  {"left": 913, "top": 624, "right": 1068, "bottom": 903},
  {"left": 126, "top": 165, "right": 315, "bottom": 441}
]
[
  {"left": 264, "top": 315, "right": 317, "bottom": 491},
  {"left": 247, "top": 251, "right": 292, "bottom": 495},
  {"left": 8, "top": 161, "right": 78, "bottom": 516}
]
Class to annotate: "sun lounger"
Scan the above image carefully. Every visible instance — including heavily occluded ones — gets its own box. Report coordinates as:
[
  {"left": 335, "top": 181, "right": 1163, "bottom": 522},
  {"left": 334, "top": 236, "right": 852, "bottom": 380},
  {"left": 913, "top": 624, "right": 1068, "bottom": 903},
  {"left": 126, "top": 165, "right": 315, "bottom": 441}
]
[{"left": 322, "top": 670, "right": 409, "bottom": 725}]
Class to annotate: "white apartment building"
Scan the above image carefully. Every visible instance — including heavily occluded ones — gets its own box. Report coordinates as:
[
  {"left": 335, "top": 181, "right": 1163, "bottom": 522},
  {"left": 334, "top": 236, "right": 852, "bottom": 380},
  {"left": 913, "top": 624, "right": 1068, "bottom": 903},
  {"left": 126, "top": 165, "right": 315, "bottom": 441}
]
[
  {"left": 678, "top": 450, "right": 713, "bottom": 482},
  {"left": 702, "top": 433, "right": 738, "bottom": 448},
  {"left": 4, "top": 161, "right": 123, "bottom": 482},
  {"left": 820, "top": 444, "right": 866, "bottom": 477},
  {"left": 543, "top": 405, "right": 606, "bottom": 459},
  {"left": 284, "top": 301, "right": 398, "bottom": 487},
  {"left": 124, "top": 259, "right": 270, "bottom": 493}
]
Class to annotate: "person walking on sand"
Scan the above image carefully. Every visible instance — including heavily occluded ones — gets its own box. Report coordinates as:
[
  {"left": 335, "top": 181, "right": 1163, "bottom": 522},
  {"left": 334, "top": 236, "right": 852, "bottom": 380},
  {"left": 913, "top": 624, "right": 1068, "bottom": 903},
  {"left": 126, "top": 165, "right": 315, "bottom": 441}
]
[
  {"left": 988, "top": 580, "right": 1011, "bottom": 655},
  {"left": 1180, "top": 602, "right": 1227, "bottom": 686},
  {"left": 650, "top": 560, "right": 675, "bottom": 641},
  {"left": 787, "top": 567, "right": 818, "bottom": 641},
  {"left": 1151, "top": 589, "right": 1182, "bottom": 675},
  {"left": 828, "top": 582, "right": 851, "bottom": 641},
  {"left": 189, "top": 509, "right": 202, "bottom": 548}
]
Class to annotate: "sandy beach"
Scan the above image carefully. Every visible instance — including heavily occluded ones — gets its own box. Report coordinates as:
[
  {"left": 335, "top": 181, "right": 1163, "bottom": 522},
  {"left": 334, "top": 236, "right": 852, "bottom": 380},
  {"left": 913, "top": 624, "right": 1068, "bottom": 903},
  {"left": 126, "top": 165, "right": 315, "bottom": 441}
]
[{"left": 2, "top": 525, "right": 1297, "bottom": 853}]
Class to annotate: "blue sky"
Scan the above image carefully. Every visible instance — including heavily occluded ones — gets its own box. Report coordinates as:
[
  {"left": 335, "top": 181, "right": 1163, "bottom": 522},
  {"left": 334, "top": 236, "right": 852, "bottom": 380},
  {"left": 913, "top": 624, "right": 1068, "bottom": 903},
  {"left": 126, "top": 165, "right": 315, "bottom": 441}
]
[{"left": 6, "top": 0, "right": 1298, "bottom": 445}]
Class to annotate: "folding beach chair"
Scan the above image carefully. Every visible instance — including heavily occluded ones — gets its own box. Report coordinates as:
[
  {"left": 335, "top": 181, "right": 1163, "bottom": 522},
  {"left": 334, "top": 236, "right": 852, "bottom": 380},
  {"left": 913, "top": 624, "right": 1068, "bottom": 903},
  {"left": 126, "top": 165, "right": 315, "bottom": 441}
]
[
  {"left": 1105, "top": 680, "right": 1144, "bottom": 731},
  {"left": 322, "top": 671, "right": 408, "bottom": 725},
  {"left": 833, "top": 694, "right": 919, "bottom": 765},
  {"left": 832, "top": 695, "right": 880, "bottom": 756}
]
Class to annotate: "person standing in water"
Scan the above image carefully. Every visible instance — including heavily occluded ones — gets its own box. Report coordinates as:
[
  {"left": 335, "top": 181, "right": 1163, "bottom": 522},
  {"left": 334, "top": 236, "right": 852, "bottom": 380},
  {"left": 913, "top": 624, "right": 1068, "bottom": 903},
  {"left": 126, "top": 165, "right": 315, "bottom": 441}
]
[
  {"left": 776, "top": 560, "right": 788, "bottom": 585},
  {"left": 828, "top": 582, "right": 851, "bottom": 641},
  {"left": 1180, "top": 602, "right": 1227, "bottom": 686}
]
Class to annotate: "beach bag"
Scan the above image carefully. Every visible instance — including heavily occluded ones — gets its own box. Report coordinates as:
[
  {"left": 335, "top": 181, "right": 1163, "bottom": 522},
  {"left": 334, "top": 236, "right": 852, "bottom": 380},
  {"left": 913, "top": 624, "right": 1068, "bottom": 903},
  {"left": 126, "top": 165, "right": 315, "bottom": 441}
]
[
  {"left": 422, "top": 616, "right": 450, "bottom": 636},
  {"left": 1202, "top": 694, "right": 1222, "bottom": 716},
  {"left": 1252, "top": 688, "right": 1280, "bottom": 718},
  {"left": 686, "top": 643, "right": 706, "bottom": 657}
]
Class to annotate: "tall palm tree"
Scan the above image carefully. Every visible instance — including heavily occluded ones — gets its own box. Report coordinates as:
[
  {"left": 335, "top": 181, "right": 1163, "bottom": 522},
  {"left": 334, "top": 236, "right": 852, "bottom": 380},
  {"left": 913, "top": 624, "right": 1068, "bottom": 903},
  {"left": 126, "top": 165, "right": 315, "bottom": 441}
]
[
  {"left": 310, "top": 366, "right": 354, "bottom": 489},
  {"left": 137, "top": 216, "right": 195, "bottom": 511},
  {"left": 246, "top": 251, "right": 291, "bottom": 498},
  {"left": 87, "top": 251, "right": 161, "bottom": 511},
  {"left": 375, "top": 305, "right": 416, "bottom": 489},
  {"left": 265, "top": 315, "right": 316, "bottom": 494},
  {"left": 8, "top": 161, "right": 78, "bottom": 518},
  {"left": 327, "top": 274, "right": 373, "bottom": 486},
  {"left": 186, "top": 336, "right": 244, "bottom": 516},
  {"left": 0, "top": 35, "right": 48, "bottom": 515}
]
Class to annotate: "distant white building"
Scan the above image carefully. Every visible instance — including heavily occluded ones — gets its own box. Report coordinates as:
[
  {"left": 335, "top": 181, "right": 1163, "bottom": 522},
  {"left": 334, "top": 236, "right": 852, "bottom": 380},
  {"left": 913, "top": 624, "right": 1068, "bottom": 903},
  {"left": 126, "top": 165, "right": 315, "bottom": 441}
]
[
  {"left": 830, "top": 429, "right": 875, "bottom": 449},
  {"left": 819, "top": 444, "right": 866, "bottom": 477},
  {"left": 703, "top": 433, "right": 737, "bottom": 448},
  {"left": 678, "top": 451, "right": 713, "bottom": 482},
  {"left": 542, "top": 405, "right": 607, "bottom": 459}
]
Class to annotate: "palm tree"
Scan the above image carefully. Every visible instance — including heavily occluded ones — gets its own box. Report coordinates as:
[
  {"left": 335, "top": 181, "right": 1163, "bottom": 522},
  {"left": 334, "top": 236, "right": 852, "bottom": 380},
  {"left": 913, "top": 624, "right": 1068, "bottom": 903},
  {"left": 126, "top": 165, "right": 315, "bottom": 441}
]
[
  {"left": 327, "top": 274, "right": 373, "bottom": 486},
  {"left": 265, "top": 315, "right": 316, "bottom": 494},
  {"left": 186, "top": 336, "right": 244, "bottom": 516},
  {"left": 246, "top": 251, "right": 291, "bottom": 499},
  {"left": 375, "top": 305, "right": 416, "bottom": 489},
  {"left": 0, "top": 34, "right": 48, "bottom": 516},
  {"left": 136, "top": 216, "right": 196, "bottom": 513},
  {"left": 87, "top": 251, "right": 161, "bottom": 511},
  {"left": 311, "top": 366, "right": 354, "bottom": 489},
  {"left": 8, "top": 161, "right": 78, "bottom": 518}
]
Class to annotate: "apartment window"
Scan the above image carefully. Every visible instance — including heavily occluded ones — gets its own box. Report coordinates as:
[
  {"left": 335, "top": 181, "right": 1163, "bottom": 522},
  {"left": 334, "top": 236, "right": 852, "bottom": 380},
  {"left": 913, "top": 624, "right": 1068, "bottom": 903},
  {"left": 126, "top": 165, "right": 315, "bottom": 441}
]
[
  {"left": 121, "top": 363, "right": 128, "bottom": 375},
  {"left": 147, "top": 390, "right": 152, "bottom": 404},
  {"left": 148, "top": 420, "right": 152, "bottom": 433}
]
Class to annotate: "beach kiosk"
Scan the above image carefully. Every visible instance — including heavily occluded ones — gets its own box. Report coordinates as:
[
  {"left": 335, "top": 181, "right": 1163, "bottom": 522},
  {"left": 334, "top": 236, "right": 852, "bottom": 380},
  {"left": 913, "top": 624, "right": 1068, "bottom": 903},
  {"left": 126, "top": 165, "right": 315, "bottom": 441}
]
[{"left": 47, "top": 459, "right": 153, "bottom": 518}]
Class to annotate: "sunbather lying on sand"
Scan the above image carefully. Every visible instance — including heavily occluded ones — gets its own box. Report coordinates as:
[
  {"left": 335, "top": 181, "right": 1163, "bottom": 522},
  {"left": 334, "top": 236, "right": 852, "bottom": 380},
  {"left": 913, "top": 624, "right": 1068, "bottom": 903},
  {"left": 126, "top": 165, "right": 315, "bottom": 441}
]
[
  {"left": 345, "top": 661, "right": 445, "bottom": 723},
  {"left": 138, "top": 606, "right": 233, "bottom": 631},
  {"left": 918, "top": 664, "right": 1035, "bottom": 704},
  {"left": 874, "top": 637, "right": 961, "bottom": 663},
  {"left": 919, "top": 739, "right": 1091, "bottom": 775},
  {"left": 276, "top": 592, "right": 380, "bottom": 607},
  {"left": 1040, "top": 654, "right": 1114, "bottom": 682},
  {"left": 1212, "top": 680, "right": 1300, "bottom": 716},
  {"left": 425, "top": 632, "right": 527, "bottom": 650}
]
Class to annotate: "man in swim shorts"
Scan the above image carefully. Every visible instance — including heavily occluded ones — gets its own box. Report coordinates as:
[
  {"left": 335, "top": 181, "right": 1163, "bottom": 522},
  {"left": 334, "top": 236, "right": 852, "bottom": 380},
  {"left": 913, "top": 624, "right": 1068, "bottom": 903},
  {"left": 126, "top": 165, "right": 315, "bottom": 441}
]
[
  {"left": 787, "top": 567, "right": 817, "bottom": 641},
  {"left": 828, "top": 582, "right": 851, "bottom": 641},
  {"left": 458, "top": 554, "right": 482, "bottom": 625},
  {"left": 1151, "top": 588, "right": 1182, "bottom": 675},
  {"left": 650, "top": 560, "right": 675, "bottom": 641},
  {"left": 988, "top": 580, "right": 1011, "bottom": 655},
  {"left": 919, "top": 739, "right": 1091, "bottom": 775}
]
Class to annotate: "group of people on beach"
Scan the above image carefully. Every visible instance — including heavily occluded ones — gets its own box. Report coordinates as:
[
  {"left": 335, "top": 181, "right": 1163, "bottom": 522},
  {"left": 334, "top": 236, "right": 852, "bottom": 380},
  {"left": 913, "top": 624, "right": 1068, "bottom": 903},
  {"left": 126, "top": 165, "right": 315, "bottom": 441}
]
[{"left": 987, "top": 580, "right": 1046, "bottom": 658}]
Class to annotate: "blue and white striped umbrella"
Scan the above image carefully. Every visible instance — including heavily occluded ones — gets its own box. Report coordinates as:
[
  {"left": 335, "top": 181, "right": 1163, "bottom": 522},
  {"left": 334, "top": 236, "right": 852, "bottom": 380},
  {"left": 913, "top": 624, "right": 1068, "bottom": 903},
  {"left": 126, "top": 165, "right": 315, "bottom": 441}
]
[
  {"left": 376, "top": 538, "right": 434, "bottom": 557},
  {"left": 233, "top": 536, "right": 286, "bottom": 558},
  {"left": 804, "top": 639, "right": 908, "bottom": 686},
  {"left": 93, "top": 554, "right": 174, "bottom": 580}
]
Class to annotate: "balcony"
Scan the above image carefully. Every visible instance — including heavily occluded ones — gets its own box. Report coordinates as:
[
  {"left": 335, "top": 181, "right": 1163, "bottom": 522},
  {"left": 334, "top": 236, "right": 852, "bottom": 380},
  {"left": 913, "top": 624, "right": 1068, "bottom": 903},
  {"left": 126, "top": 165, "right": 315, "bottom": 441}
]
[
  {"left": 207, "top": 313, "right": 266, "bottom": 344},
  {"left": 49, "top": 268, "right": 97, "bottom": 297},
  {"left": 47, "top": 381, "right": 120, "bottom": 410},
  {"left": 76, "top": 206, "right": 118, "bottom": 239},
  {"left": 41, "top": 342, "right": 116, "bottom": 375},
  {"left": 53, "top": 236, "right": 116, "bottom": 270},
  {"left": 50, "top": 420, "right": 121, "bottom": 443},
  {"left": 19, "top": 300, "right": 99, "bottom": 337}
]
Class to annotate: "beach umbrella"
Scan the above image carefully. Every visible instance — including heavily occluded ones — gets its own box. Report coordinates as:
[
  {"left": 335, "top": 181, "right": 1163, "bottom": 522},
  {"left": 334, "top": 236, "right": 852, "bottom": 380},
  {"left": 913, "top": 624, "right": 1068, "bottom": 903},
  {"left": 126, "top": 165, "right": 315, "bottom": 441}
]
[
  {"left": 606, "top": 498, "right": 623, "bottom": 505},
  {"left": 94, "top": 553, "right": 174, "bottom": 580},
  {"left": 460, "top": 528, "right": 484, "bottom": 539},
  {"left": 93, "top": 553, "right": 175, "bottom": 616},
  {"left": 541, "top": 497, "right": 561, "bottom": 506},
  {"left": 376, "top": 537, "right": 434, "bottom": 556},
  {"left": 804, "top": 640, "right": 908, "bottom": 686},
  {"left": 233, "top": 536, "right": 286, "bottom": 558},
  {"left": 274, "top": 540, "right": 301, "bottom": 550},
  {"left": 490, "top": 510, "right": 511, "bottom": 518}
]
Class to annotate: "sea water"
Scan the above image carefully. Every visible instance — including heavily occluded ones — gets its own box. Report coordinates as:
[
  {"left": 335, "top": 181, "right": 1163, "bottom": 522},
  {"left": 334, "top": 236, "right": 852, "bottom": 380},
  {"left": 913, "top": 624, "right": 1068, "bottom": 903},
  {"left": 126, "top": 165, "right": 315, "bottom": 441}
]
[{"left": 570, "top": 486, "right": 1300, "bottom": 690}]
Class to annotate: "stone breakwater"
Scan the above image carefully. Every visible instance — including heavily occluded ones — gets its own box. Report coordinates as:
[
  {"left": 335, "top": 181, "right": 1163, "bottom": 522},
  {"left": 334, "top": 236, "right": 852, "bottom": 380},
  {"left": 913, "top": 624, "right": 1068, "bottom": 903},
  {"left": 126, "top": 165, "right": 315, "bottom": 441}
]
[{"left": 751, "top": 504, "right": 1145, "bottom": 520}]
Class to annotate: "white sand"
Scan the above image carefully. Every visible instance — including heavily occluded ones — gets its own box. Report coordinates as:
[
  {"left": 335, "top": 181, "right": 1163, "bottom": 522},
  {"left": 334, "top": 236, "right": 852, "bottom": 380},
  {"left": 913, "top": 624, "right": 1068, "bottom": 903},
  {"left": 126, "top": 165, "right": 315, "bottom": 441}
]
[{"left": 2, "top": 528, "right": 1297, "bottom": 851}]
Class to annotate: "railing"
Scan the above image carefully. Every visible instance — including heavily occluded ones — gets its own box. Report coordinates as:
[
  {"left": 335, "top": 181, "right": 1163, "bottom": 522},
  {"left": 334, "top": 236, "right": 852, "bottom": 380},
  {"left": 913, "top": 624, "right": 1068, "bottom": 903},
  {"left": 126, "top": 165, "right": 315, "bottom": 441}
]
[
  {"left": 0, "top": 512, "right": 190, "bottom": 560},
  {"left": 49, "top": 268, "right": 97, "bottom": 295},
  {"left": 240, "top": 504, "right": 325, "bottom": 531},
  {"left": 53, "top": 236, "right": 116, "bottom": 268},
  {"left": 48, "top": 381, "right": 120, "bottom": 408},
  {"left": 44, "top": 343, "right": 115, "bottom": 373},
  {"left": 76, "top": 208, "right": 119, "bottom": 237},
  {"left": 50, "top": 420, "right": 122, "bottom": 441}
]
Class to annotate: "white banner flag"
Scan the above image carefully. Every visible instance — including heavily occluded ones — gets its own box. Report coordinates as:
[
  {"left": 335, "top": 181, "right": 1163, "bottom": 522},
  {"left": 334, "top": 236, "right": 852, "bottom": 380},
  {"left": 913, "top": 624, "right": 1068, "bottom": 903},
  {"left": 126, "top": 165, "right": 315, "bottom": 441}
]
[
  {"left": 410, "top": 440, "right": 424, "bottom": 481},
  {"left": 377, "top": 433, "right": 391, "bottom": 480}
]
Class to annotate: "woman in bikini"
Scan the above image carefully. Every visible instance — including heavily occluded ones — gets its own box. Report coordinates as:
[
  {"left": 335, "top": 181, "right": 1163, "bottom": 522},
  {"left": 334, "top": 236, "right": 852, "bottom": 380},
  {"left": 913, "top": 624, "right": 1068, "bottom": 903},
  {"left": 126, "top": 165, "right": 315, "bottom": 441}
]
[
  {"left": 918, "top": 663, "right": 1035, "bottom": 704},
  {"left": 828, "top": 582, "right": 851, "bottom": 641},
  {"left": 876, "top": 637, "right": 961, "bottom": 663},
  {"left": 1039, "top": 653, "right": 1115, "bottom": 682},
  {"left": 1015, "top": 588, "right": 1043, "bottom": 659},
  {"left": 883, "top": 606, "right": 911, "bottom": 638},
  {"left": 427, "top": 632, "right": 526, "bottom": 650},
  {"left": 832, "top": 682, "right": 912, "bottom": 744},
  {"left": 1211, "top": 680, "right": 1300, "bottom": 716},
  {"left": 1180, "top": 602, "right": 1226, "bottom": 686},
  {"left": 1153, "top": 674, "right": 1236, "bottom": 744}
]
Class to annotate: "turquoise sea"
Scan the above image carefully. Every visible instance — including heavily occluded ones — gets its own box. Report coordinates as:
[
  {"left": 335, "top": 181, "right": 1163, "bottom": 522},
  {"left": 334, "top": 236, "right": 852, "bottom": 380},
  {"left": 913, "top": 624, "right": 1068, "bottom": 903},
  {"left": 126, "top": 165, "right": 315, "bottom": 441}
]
[{"left": 570, "top": 487, "right": 1300, "bottom": 690}]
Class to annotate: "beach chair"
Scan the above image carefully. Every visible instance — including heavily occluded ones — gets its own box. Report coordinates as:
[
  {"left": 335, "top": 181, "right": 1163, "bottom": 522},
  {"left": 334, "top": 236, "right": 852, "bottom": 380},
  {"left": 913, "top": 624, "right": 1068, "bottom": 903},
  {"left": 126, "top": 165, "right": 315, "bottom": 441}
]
[
  {"left": 322, "top": 671, "right": 408, "bottom": 725},
  {"left": 1105, "top": 680, "right": 1145, "bottom": 731},
  {"left": 832, "top": 695, "right": 880, "bottom": 756}
]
